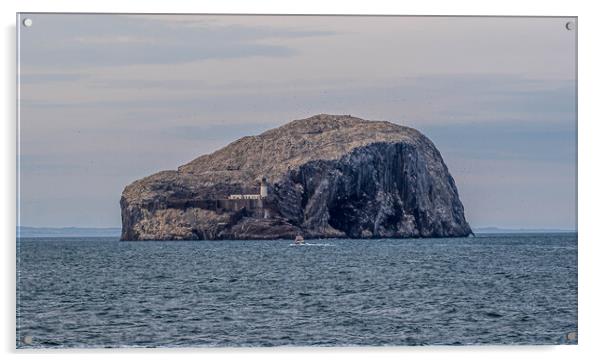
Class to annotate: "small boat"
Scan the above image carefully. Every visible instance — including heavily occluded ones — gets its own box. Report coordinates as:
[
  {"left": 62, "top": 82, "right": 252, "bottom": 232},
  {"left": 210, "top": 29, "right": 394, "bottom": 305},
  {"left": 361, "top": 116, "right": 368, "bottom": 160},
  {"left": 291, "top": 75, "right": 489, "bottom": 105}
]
[{"left": 294, "top": 234, "right": 305, "bottom": 245}]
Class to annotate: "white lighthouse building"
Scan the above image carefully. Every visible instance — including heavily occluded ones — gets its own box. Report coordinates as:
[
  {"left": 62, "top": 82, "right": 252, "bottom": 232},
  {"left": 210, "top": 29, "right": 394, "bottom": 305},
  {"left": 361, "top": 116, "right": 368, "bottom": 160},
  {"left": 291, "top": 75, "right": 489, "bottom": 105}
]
[
  {"left": 260, "top": 177, "right": 268, "bottom": 198},
  {"left": 227, "top": 176, "right": 268, "bottom": 200}
]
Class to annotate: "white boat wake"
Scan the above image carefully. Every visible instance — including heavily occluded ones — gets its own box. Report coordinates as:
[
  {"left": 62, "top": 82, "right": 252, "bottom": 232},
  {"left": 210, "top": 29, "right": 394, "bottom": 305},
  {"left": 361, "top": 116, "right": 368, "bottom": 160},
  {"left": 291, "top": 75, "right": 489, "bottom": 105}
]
[{"left": 289, "top": 243, "right": 334, "bottom": 247}]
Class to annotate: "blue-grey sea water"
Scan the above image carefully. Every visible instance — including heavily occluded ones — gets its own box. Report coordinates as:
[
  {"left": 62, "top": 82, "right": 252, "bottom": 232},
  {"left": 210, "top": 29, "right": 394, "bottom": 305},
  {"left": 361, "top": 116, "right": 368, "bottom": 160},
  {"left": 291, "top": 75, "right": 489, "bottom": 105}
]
[{"left": 16, "top": 233, "right": 577, "bottom": 348}]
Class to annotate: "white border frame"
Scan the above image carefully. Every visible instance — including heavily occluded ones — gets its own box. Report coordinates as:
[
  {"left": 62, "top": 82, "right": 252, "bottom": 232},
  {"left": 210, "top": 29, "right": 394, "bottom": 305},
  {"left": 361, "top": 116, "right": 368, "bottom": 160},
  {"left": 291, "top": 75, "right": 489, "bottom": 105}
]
[{"left": 3, "top": 1, "right": 600, "bottom": 361}]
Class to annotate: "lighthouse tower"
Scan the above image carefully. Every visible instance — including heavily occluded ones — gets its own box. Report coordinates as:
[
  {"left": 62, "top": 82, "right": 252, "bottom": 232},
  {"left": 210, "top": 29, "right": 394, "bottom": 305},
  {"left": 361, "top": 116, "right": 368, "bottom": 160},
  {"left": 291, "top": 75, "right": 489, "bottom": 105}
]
[{"left": 260, "top": 177, "right": 268, "bottom": 198}]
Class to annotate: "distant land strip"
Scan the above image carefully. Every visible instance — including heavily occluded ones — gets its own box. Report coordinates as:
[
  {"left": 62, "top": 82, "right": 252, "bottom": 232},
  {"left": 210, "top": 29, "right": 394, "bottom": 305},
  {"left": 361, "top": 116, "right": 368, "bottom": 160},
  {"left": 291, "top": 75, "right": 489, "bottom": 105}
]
[
  {"left": 17, "top": 226, "right": 122, "bottom": 238},
  {"left": 472, "top": 227, "right": 576, "bottom": 234}
]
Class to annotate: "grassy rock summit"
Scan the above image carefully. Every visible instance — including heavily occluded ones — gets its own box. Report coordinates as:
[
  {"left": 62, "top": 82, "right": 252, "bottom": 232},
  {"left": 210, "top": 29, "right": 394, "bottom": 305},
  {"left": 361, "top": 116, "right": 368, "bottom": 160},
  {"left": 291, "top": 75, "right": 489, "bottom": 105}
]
[{"left": 120, "top": 114, "right": 472, "bottom": 240}]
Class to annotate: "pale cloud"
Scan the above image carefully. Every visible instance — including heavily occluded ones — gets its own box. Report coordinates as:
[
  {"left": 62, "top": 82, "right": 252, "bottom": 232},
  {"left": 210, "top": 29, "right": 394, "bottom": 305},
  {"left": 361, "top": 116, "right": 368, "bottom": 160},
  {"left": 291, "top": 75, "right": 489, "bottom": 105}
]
[{"left": 72, "top": 35, "right": 159, "bottom": 45}]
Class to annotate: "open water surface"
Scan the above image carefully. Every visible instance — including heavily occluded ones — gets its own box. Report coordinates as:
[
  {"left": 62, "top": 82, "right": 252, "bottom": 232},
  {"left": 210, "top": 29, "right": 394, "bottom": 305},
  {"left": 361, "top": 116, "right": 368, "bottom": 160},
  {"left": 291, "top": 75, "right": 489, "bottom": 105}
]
[{"left": 16, "top": 233, "right": 577, "bottom": 347}]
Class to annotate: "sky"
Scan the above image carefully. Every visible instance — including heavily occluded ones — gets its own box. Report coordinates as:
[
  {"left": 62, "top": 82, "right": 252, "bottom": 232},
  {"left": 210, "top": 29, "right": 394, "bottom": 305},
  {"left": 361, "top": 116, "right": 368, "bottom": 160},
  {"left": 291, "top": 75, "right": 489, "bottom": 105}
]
[{"left": 17, "top": 14, "right": 577, "bottom": 230}]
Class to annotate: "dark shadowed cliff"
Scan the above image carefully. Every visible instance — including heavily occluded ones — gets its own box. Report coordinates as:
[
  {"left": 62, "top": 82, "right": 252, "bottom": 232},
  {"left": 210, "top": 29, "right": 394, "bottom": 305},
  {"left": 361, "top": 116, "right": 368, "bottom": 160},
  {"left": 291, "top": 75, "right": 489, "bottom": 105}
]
[{"left": 120, "top": 114, "right": 471, "bottom": 240}]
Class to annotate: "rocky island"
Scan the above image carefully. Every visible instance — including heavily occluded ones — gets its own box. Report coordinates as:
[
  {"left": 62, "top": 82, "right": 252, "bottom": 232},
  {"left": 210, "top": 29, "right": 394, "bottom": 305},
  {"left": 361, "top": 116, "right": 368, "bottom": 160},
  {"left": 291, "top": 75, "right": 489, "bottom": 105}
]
[{"left": 120, "top": 114, "right": 472, "bottom": 240}]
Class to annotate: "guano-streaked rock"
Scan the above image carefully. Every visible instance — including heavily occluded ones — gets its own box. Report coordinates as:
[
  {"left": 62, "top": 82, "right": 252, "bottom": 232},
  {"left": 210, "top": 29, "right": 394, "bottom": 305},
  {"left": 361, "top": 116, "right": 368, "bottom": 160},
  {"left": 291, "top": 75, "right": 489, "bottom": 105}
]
[{"left": 120, "top": 114, "right": 472, "bottom": 240}]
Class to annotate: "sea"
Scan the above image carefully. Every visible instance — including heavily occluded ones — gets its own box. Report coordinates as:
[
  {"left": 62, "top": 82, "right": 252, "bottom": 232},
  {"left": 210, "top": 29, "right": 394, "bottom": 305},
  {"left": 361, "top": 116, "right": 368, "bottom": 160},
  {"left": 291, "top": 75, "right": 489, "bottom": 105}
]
[{"left": 16, "top": 233, "right": 578, "bottom": 348}]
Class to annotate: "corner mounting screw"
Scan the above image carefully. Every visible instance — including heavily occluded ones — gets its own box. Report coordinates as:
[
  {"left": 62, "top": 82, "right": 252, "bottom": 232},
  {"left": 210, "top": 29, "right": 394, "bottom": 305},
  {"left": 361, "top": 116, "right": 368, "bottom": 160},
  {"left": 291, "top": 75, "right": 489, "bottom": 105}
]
[{"left": 565, "top": 21, "right": 575, "bottom": 31}]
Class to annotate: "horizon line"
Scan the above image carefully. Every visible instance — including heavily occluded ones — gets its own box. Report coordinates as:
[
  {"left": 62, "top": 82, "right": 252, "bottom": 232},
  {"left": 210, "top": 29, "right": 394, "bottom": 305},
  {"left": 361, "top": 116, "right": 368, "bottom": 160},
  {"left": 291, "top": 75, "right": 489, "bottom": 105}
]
[{"left": 17, "top": 225, "right": 577, "bottom": 231}]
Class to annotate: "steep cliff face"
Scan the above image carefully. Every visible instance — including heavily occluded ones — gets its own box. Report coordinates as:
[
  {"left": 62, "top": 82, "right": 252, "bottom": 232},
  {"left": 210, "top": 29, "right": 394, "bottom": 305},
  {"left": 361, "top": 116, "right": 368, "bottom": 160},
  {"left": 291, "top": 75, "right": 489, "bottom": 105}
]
[{"left": 120, "top": 114, "right": 471, "bottom": 240}]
